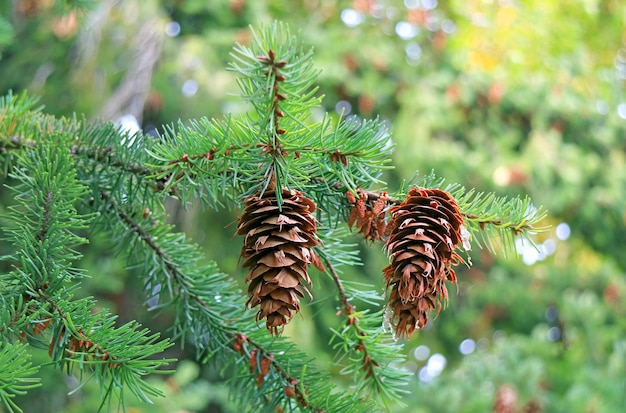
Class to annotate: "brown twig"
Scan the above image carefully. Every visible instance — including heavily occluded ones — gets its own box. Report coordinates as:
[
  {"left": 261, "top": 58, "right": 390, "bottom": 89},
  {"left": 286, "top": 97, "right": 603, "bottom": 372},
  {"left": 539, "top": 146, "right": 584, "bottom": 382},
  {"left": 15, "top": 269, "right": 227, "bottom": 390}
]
[
  {"left": 244, "top": 335, "right": 321, "bottom": 411},
  {"left": 321, "top": 255, "right": 380, "bottom": 382},
  {"left": 323, "top": 254, "right": 351, "bottom": 312}
]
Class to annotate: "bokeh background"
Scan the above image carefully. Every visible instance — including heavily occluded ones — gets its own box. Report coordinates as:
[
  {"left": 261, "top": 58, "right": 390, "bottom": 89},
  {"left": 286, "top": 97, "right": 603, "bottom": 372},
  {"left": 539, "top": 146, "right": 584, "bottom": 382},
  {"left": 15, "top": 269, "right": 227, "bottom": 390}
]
[{"left": 1, "top": 0, "right": 625, "bottom": 412}]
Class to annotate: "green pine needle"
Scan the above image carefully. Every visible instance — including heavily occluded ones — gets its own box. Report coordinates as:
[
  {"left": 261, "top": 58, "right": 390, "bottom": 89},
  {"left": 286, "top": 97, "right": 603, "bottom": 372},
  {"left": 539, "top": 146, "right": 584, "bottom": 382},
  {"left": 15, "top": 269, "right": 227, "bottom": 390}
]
[{"left": 0, "top": 343, "right": 41, "bottom": 413}]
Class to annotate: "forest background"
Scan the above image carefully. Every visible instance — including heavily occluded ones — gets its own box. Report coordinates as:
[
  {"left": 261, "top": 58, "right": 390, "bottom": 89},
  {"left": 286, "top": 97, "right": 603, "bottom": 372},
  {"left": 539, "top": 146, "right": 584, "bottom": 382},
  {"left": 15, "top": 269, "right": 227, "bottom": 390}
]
[{"left": 0, "top": 0, "right": 625, "bottom": 412}]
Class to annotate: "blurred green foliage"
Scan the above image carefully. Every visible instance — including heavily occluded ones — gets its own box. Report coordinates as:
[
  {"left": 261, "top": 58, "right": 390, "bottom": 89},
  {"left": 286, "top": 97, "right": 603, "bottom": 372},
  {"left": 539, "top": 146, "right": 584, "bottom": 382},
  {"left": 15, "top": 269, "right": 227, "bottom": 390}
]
[{"left": 1, "top": 0, "right": 625, "bottom": 412}]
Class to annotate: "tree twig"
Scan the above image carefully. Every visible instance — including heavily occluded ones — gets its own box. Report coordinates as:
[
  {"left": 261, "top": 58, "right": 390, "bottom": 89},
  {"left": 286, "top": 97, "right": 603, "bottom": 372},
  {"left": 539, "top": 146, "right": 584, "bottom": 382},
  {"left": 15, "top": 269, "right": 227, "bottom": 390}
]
[{"left": 321, "top": 255, "right": 381, "bottom": 385}]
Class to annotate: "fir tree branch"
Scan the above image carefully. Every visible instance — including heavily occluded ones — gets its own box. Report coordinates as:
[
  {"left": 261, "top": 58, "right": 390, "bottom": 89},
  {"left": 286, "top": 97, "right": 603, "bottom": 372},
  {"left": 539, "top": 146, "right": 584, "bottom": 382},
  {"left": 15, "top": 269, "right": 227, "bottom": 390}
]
[
  {"left": 322, "top": 255, "right": 409, "bottom": 408},
  {"left": 71, "top": 143, "right": 155, "bottom": 179},
  {"left": 0, "top": 18, "right": 551, "bottom": 412},
  {"left": 100, "top": 191, "right": 214, "bottom": 310},
  {"left": 0, "top": 343, "right": 40, "bottom": 413},
  {"left": 149, "top": 117, "right": 255, "bottom": 207},
  {"left": 396, "top": 172, "right": 549, "bottom": 255},
  {"left": 97, "top": 191, "right": 377, "bottom": 412},
  {"left": 229, "top": 330, "right": 380, "bottom": 413},
  {"left": 37, "top": 287, "right": 174, "bottom": 406},
  {"left": 0, "top": 295, "right": 29, "bottom": 342},
  {"left": 232, "top": 333, "right": 322, "bottom": 412},
  {"left": 329, "top": 172, "right": 546, "bottom": 256},
  {"left": 229, "top": 22, "right": 323, "bottom": 203},
  {"left": 0, "top": 91, "right": 42, "bottom": 136},
  {"left": 90, "top": 169, "right": 380, "bottom": 412},
  {"left": 1, "top": 125, "right": 173, "bottom": 411}
]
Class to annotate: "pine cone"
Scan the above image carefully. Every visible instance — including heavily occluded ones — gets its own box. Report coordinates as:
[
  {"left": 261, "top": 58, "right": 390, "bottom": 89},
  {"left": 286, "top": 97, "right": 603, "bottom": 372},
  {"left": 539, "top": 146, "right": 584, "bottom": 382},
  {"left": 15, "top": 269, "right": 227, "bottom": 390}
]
[
  {"left": 383, "top": 188, "right": 464, "bottom": 338},
  {"left": 492, "top": 384, "right": 518, "bottom": 413},
  {"left": 237, "top": 189, "right": 321, "bottom": 335}
]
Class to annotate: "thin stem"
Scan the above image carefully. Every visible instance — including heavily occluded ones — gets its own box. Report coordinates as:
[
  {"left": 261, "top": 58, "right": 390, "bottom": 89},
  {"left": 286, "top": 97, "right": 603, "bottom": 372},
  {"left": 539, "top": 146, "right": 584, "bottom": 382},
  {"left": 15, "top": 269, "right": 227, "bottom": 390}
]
[
  {"left": 244, "top": 336, "right": 323, "bottom": 412},
  {"left": 321, "top": 255, "right": 381, "bottom": 389},
  {"left": 324, "top": 254, "right": 350, "bottom": 312},
  {"left": 36, "top": 192, "right": 54, "bottom": 243},
  {"left": 71, "top": 145, "right": 154, "bottom": 177},
  {"left": 462, "top": 212, "right": 536, "bottom": 234}
]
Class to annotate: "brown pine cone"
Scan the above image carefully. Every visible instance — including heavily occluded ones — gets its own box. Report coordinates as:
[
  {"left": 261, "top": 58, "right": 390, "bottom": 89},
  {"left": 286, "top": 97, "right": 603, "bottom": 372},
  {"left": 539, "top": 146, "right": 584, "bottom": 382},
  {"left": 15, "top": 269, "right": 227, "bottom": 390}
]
[
  {"left": 237, "top": 189, "right": 322, "bottom": 335},
  {"left": 383, "top": 188, "right": 464, "bottom": 338}
]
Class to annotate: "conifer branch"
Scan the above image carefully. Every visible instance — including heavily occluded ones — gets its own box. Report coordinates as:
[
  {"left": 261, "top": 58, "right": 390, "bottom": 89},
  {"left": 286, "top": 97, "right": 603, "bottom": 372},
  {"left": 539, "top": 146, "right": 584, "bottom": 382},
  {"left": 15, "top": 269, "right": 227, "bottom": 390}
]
[
  {"left": 229, "top": 330, "right": 379, "bottom": 413},
  {"left": 232, "top": 333, "right": 322, "bottom": 412},
  {"left": 0, "top": 296, "right": 29, "bottom": 342},
  {"left": 35, "top": 289, "right": 174, "bottom": 409},
  {"left": 93, "top": 190, "right": 239, "bottom": 349},
  {"left": 0, "top": 92, "right": 392, "bottom": 411},
  {"left": 338, "top": 173, "right": 546, "bottom": 257},
  {"left": 71, "top": 144, "right": 155, "bottom": 179},
  {"left": 322, "top": 256, "right": 409, "bottom": 407},
  {"left": 0, "top": 343, "right": 40, "bottom": 413},
  {"left": 96, "top": 181, "right": 378, "bottom": 412},
  {"left": 0, "top": 19, "right": 551, "bottom": 412},
  {"left": 393, "top": 172, "right": 548, "bottom": 255},
  {"left": 0, "top": 134, "right": 172, "bottom": 411},
  {"left": 150, "top": 118, "right": 252, "bottom": 207},
  {"left": 100, "top": 195, "right": 375, "bottom": 412},
  {"left": 98, "top": 190, "right": 232, "bottom": 327}
]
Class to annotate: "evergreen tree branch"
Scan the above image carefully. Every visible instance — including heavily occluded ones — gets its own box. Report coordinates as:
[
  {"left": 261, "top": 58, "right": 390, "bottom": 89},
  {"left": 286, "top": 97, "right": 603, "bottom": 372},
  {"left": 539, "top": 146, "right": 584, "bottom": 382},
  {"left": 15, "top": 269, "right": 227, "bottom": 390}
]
[
  {"left": 0, "top": 343, "right": 40, "bottom": 413},
  {"left": 71, "top": 143, "right": 155, "bottom": 179},
  {"left": 85, "top": 151, "right": 377, "bottom": 412},
  {"left": 332, "top": 171, "right": 546, "bottom": 256},
  {"left": 0, "top": 17, "right": 551, "bottom": 412},
  {"left": 96, "top": 189, "right": 378, "bottom": 412},
  {"left": 149, "top": 117, "right": 253, "bottom": 207},
  {"left": 0, "top": 91, "right": 42, "bottom": 136},
  {"left": 36, "top": 290, "right": 174, "bottom": 410},
  {"left": 232, "top": 333, "right": 324, "bottom": 412},
  {"left": 0, "top": 296, "right": 30, "bottom": 342},
  {"left": 0, "top": 124, "right": 173, "bottom": 411},
  {"left": 229, "top": 331, "right": 379, "bottom": 413},
  {"left": 92, "top": 189, "right": 239, "bottom": 349},
  {"left": 321, "top": 255, "right": 409, "bottom": 408},
  {"left": 61, "top": 104, "right": 371, "bottom": 411},
  {"left": 228, "top": 22, "right": 324, "bottom": 203}
]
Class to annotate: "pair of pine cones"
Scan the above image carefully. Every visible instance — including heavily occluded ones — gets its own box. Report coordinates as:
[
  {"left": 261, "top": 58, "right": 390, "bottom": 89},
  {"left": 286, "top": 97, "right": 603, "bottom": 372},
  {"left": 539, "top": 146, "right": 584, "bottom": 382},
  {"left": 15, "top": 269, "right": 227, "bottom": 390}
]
[{"left": 237, "top": 187, "right": 464, "bottom": 338}]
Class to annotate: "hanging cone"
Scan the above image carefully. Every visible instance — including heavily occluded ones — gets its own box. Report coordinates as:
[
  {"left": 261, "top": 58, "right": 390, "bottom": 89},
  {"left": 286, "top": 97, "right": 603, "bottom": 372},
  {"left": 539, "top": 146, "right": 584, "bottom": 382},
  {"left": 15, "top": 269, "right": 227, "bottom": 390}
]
[
  {"left": 237, "top": 189, "right": 322, "bottom": 335},
  {"left": 492, "top": 384, "right": 518, "bottom": 413},
  {"left": 382, "top": 188, "right": 464, "bottom": 338}
]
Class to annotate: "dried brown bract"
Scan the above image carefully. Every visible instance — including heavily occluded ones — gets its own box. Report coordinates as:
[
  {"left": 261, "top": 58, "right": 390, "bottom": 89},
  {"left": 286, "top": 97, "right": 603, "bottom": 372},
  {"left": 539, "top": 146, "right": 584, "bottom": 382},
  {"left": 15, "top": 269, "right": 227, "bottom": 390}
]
[{"left": 347, "top": 189, "right": 390, "bottom": 242}]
